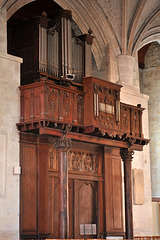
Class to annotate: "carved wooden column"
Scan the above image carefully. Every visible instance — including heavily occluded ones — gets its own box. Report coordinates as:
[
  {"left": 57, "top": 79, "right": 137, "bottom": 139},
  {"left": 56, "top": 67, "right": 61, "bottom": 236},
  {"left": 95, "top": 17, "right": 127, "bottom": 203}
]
[
  {"left": 54, "top": 133, "right": 72, "bottom": 239},
  {"left": 120, "top": 148, "right": 134, "bottom": 239}
]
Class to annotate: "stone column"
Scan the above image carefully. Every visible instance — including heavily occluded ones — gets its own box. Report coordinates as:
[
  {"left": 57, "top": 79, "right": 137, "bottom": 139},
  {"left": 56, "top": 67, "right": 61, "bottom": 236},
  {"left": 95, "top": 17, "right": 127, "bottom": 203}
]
[
  {"left": 117, "top": 55, "right": 135, "bottom": 86},
  {"left": 120, "top": 148, "right": 134, "bottom": 239},
  {"left": 0, "top": 9, "right": 7, "bottom": 53},
  {"left": 54, "top": 134, "right": 72, "bottom": 239}
]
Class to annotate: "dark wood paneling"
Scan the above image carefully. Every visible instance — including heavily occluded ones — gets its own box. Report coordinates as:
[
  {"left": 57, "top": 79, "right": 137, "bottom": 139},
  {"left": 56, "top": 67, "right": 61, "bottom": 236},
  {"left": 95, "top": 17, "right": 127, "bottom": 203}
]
[
  {"left": 112, "top": 152, "right": 123, "bottom": 230},
  {"left": 37, "top": 139, "right": 49, "bottom": 234},
  {"left": 68, "top": 179, "right": 74, "bottom": 238},
  {"left": 53, "top": 178, "right": 59, "bottom": 238},
  {"left": 48, "top": 176, "right": 59, "bottom": 238},
  {"left": 104, "top": 147, "right": 124, "bottom": 235},
  {"left": 20, "top": 144, "right": 37, "bottom": 233}
]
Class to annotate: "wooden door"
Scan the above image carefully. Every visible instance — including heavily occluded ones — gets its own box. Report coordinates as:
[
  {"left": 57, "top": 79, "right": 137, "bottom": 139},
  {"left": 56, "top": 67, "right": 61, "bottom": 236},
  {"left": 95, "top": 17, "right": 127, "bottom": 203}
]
[
  {"left": 67, "top": 141, "right": 104, "bottom": 238},
  {"left": 68, "top": 179, "right": 98, "bottom": 238}
]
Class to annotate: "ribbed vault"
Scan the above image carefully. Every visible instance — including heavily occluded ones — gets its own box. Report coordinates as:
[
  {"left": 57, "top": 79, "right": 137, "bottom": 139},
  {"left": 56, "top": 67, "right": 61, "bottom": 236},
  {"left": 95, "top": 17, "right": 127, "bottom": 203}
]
[{"left": 1, "top": 0, "right": 160, "bottom": 65}]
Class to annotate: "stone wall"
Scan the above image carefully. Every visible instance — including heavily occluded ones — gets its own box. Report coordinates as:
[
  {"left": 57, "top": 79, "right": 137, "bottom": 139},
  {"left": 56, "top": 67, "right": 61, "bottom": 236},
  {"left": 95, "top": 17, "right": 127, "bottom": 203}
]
[
  {"left": 0, "top": 52, "right": 22, "bottom": 240},
  {"left": 140, "top": 42, "right": 160, "bottom": 198},
  {"left": 0, "top": 9, "right": 7, "bottom": 53}
]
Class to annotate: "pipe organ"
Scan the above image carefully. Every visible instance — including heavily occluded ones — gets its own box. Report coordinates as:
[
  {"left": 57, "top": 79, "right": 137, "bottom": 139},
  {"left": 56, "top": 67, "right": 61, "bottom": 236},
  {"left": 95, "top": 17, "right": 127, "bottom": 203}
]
[
  {"left": 7, "top": 2, "right": 150, "bottom": 240},
  {"left": 8, "top": 10, "right": 91, "bottom": 85}
]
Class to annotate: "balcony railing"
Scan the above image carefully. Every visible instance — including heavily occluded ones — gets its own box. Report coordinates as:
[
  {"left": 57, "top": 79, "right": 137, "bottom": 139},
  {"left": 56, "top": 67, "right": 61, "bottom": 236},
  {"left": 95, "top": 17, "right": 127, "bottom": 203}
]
[
  {"left": 19, "top": 80, "right": 84, "bottom": 129},
  {"left": 17, "top": 77, "right": 148, "bottom": 146}
]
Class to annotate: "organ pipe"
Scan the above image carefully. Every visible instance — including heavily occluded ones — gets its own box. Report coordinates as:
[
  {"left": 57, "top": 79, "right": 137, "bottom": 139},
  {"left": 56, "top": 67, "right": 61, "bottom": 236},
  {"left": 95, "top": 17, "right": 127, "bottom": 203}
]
[
  {"left": 39, "top": 25, "right": 47, "bottom": 73},
  {"left": 39, "top": 11, "right": 84, "bottom": 82}
]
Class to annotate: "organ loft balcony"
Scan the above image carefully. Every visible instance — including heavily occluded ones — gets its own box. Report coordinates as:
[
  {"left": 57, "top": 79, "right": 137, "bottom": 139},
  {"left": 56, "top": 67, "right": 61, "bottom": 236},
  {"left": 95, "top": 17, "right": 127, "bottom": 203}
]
[
  {"left": 16, "top": 76, "right": 149, "bottom": 149},
  {"left": 7, "top": 8, "right": 149, "bottom": 148}
]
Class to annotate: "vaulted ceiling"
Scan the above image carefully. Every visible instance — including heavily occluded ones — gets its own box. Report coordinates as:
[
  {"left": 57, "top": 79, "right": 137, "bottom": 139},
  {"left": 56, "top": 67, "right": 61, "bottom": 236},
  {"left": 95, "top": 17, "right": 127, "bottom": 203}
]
[{"left": 2, "top": 0, "right": 160, "bottom": 68}]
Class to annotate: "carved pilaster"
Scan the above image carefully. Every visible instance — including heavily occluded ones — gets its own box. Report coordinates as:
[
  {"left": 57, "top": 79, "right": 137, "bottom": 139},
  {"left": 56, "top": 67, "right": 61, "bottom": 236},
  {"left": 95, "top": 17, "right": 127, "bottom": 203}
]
[
  {"left": 54, "top": 130, "right": 71, "bottom": 239},
  {"left": 120, "top": 148, "right": 134, "bottom": 239}
]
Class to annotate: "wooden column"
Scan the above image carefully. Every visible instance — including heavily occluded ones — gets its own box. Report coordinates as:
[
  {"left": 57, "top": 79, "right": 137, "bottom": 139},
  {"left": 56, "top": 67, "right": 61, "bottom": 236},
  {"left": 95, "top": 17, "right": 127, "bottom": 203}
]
[
  {"left": 54, "top": 134, "right": 72, "bottom": 239},
  {"left": 120, "top": 148, "right": 134, "bottom": 239}
]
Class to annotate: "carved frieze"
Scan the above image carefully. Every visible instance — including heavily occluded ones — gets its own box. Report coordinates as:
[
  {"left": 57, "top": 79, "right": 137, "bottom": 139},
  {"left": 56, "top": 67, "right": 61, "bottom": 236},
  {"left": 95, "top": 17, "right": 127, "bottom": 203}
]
[
  {"left": 68, "top": 151, "right": 99, "bottom": 174},
  {"left": 93, "top": 83, "right": 120, "bottom": 99},
  {"left": 68, "top": 151, "right": 82, "bottom": 171}
]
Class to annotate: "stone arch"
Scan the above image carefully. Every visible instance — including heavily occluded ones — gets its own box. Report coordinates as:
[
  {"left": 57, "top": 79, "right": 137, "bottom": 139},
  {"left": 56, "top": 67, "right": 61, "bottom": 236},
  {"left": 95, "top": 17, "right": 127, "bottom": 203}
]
[
  {"left": 131, "top": 6, "right": 160, "bottom": 56},
  {"left": 5, "top": 0, "right": 121, "bottom": 70}
]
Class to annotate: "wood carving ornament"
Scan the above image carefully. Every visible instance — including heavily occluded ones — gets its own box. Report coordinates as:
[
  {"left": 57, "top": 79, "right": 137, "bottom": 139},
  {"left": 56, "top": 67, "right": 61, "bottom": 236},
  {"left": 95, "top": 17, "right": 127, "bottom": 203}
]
[{"left": 54, "top": 135, "right": 72, "bottom": 150}]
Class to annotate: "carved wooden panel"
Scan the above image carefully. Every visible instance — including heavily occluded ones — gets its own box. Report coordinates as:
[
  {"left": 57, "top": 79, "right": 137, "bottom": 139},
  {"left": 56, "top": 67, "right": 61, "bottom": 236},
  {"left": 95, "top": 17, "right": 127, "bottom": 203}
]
[
  {"left": 99, "top": 113, "right": 115, "bottom": 128},
  {"left": 83, "top": 77, "right": 121, "bottom": 130},
  {"left": 48, "top": 88, "right": 58, "bottom": 119},
  {"left": 19, "top": 81, "right": 84, "bottom": 126},
  {"left": 63, "top": 91, "right": 72, "bottom": 122},
  {"left": 77, "top": 95, "right": 84, "bottom": 125},
  {"left": 24, "top": 96, "right": 30, "bottom": 121},
  {"left": 131, "top": 109, "right": 140, "bottom": 137},
  {"left": 120, "top": 105, "right": 130, "bottom": 133},
  {"left": 68, "top": 151, "right": 99, "bottom": 174},
  {"left": 48, "top": 145, "right": 58, "bottom": 171},
  {"left": 20, "top": 144, "right": 37, "bottom": 232}
]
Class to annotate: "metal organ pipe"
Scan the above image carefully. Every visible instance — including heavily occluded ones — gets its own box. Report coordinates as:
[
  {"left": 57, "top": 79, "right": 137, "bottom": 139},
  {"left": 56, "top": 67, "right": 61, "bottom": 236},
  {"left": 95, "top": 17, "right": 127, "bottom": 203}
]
[
  {"left": 61, "top": 17, "right": 64, "bottom": 77},
  {"left": 64, "top": 18, "right": 68, "bottom": 77},
  {"left": 61, "top": 17, "right": 72, "bottom": 78},
  {"left": 68, "top": 19, "right": 72, "bottom": 75},
  {"left": 39, "top": 25, "right": 47, "bottom": 74},
  {"left": 56, "top": 31, "right": 59, "bottom": 77},
  {"left": 53, "top": 31, "right": 56, "bottom": 76},
  {"left": 39, "top": 25, "right": 42, "bottom": 72}
]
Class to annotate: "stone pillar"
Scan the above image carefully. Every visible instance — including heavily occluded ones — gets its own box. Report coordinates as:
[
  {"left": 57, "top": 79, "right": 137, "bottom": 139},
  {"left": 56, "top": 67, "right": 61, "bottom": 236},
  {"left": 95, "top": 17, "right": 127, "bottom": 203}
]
[
  {"left": 54, "top": 135, "right": 72, "bottom": 239},
  {"left": 117, "top": 55, "right": 135, "bottom": 85},
  {"left": 0, "top": 9, "right": 7, "bottom": 53},
  {"left": 120, "top": 148, "right": 134, "bottom": 239}
]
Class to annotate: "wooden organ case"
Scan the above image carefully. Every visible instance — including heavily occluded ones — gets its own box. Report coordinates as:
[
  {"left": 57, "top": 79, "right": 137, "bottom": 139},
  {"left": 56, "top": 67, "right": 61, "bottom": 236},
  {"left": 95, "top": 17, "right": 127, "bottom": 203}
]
[{"left": 8, "top": 8, "right": 149, "bottom": 240}]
